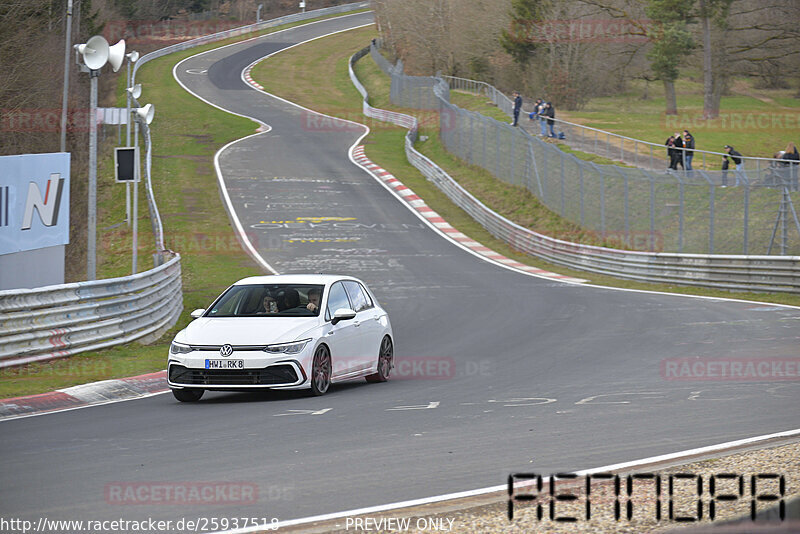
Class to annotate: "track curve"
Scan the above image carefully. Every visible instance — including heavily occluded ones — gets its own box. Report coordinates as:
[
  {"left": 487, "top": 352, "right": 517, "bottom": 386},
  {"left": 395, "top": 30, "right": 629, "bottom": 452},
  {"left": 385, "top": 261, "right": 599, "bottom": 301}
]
[{"left": 2, "top": 13, "right": 799, "bottom": 527}]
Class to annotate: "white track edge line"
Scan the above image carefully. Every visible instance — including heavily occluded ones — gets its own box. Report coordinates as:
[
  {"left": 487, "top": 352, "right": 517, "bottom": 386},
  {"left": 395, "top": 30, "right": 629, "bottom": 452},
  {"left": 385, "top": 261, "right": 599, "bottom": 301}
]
[
  {"left": 238, "top": 36, "right": 606, "bottom": 288},
  {"left": 0, "top": 15, "right": 380, "bottom": 424},
  {"left": 215, "top": 427, "right": 800, "bottom": 533},
  {"left": 0, "top": 389, "right": 170, "bottom": 423}
]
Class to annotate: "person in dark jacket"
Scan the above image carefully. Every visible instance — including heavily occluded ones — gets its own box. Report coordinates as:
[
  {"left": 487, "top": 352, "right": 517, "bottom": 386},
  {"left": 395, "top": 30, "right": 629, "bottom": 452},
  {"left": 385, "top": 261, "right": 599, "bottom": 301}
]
[
  {"left": 665, "top": 135, "right": 677, "bottom": 170},
  {"left": 723, "top": 145, "right": 744, "bottom": 186},
  {"left": 672, "top": 132, "right": 684, "bottom": 170},
  {"left": 542, "top": 102, "right": 556, "bottom": 137},
  {"left": 682, "top": 130, "right": 695, "bottom": 171},
  {"left": 511, "top": 91, "right": 522, "bottom": 126},
  {"left": 781, "top": 142, "right": 799, "bottom": 190}
]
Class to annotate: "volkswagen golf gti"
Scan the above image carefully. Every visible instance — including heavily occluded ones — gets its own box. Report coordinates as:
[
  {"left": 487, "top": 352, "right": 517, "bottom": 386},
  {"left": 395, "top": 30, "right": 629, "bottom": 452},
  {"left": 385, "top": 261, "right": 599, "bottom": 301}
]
[{"left": 167, "top": 274, "right": 393, "bottom": 401}]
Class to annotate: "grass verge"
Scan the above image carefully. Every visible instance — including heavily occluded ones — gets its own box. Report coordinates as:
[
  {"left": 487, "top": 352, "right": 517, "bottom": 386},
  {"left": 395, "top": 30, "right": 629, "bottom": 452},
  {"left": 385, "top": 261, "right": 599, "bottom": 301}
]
[
  {"left": 251, "top": 26, "right": 800, "bottom": 309},
  {"left": 0, "top": 11, "right": 368, "bottom": 399},
  {"left": 560, "top": 77, "right": 800, "bottom": 160}
]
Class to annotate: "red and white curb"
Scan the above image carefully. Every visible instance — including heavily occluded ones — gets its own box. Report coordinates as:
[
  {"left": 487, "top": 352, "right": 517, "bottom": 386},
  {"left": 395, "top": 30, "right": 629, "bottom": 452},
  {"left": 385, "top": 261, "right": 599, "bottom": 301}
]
[
  {"left": 351, "top": 146, "right": 586, "bottom": 284},
  {"left": 243, "top": 70, "right": 264, "bottom": 91},
  {"left": 0, "top": 371, "right": 169, "bottom": 421}
]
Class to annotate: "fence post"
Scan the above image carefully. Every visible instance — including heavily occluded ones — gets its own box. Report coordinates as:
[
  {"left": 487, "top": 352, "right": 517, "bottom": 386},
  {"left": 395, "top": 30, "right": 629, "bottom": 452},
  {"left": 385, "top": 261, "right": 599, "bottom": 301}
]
[
  {"left": 601, "top": 171, "right": 606, "bottom": 235},
  {"left": 508, "top": 130, "right": 517, "bottom": 184},
  {"left": 709, "top": 183, "right": 715, "bottom": 254},
  {"left": 560, "top": 152, "right": 565, "bottom": 217},
  {"left": 483, "top": 114, "right": 487, "bottom": 167},
  {"left": 469, "top": 111, "right": 474, "bottom": 165},
  {"left": 495, "top": 124, "right": 501, "bottom": 178},
  {"left": 743, "top": 183, "right": 749, "bottom": 254},
  {"left": 579, "top": 164, "right": 585, "bottom": 226},
  {"left": 679, "top": 181, "right": 684, "bottom": 253},
  {"left": 649, "top": 172, "right": 655, "bottom": 251},
  {"left": 624, "top": 170, "right": 629, "bottom": 240}
]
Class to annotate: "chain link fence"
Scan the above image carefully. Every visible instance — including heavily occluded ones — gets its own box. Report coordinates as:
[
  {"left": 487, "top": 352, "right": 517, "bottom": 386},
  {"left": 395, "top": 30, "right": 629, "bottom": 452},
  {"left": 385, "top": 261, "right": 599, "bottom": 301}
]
[{"left": 379, "top": 44, "right": 799, "bottom": 256}]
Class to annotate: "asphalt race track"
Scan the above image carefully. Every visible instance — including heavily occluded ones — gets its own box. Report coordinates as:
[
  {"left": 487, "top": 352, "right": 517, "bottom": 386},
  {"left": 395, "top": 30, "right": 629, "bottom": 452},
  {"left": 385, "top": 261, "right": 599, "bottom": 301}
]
[{"left": 2, "top": 12, "right": 799, "bottom": 528}]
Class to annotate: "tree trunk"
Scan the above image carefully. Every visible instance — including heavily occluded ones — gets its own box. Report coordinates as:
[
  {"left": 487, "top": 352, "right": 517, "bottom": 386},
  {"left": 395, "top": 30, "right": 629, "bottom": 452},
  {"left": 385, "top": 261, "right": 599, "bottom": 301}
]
[
  {"left": 699, "top": 0, "right": 716, "bottom": 119},
  {"left": 663, "top": 79, "right": 677, "bottom": 115}
]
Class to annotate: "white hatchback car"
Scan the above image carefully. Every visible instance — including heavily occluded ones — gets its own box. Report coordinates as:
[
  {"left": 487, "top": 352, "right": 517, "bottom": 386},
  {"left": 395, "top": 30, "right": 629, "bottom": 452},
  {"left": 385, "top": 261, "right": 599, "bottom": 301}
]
[{"left": 167, "top": 274, "right": 393, "bottom": 401}]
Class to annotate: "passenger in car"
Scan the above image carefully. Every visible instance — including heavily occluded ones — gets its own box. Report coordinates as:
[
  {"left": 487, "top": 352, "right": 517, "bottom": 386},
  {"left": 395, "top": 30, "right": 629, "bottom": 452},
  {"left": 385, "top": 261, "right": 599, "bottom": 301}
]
[
  {"left": 261, "top": 295, "right": 278, "bottom": 314},
  {"left": 307, "top": 288, "right": 321, "bottom": 313}
]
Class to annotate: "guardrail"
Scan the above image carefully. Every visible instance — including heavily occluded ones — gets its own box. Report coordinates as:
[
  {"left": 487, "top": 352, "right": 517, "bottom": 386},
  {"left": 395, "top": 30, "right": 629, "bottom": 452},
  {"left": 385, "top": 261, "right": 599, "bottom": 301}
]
[
  {"left": 0, "top": 253, "right": 183, "bottom": 368},
  {"left": 0, "top": 5, "right": 373, "bottom": 369},
  {"left": 351, "top": 45, "right": 800, "bottom": 294},
  {"left": 383, "top": 47, "right": 800, "bottom": 256}
]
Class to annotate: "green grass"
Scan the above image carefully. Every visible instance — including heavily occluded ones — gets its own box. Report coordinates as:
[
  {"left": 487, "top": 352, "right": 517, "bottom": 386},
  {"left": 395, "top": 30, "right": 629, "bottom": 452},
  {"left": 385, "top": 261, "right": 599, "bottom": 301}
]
[
  {"left": 561, "top": 77, "right": 800, "bottom": 161},
  {"left": 249, "top": 26, "right": 800, "bottom": 308},
  {"left": 0, "top": 11, "right": 368, "bottom": 399}
]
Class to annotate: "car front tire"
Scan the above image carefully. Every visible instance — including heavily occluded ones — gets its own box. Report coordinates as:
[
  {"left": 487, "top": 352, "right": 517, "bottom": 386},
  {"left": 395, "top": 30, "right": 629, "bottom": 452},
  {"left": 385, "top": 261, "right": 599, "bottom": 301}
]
[
  {"left": 172, "top": 388, "right": 204, "bottom": 402},
  {"left": 310, "top": 345, "right": 331, "bottom": 396},
  {"left": 366, "top": 335, "right": 393, "bottom": 383}
]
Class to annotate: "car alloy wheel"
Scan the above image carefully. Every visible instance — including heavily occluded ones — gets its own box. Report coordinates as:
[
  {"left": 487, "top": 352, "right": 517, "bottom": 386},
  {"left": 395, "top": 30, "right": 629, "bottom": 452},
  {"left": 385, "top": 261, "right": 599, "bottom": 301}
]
[
  {"left": 172, "top": 388, "right": 204, "bottom": 402},
  {"left": 366, "top": 336, "right": 393, "bottom": 383},
  {"left": 311, "top": 345, "right": 331, "bottom": 396}
]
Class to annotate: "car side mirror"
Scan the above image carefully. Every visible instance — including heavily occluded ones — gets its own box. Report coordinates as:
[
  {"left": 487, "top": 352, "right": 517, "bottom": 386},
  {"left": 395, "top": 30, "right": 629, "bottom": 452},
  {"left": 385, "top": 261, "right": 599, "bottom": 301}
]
[
  {"left": 190, "top": 309, "right": 206, "bottom": 319},
  {"left": 331, "top": 308, "right": 356, "bottom": 325}
]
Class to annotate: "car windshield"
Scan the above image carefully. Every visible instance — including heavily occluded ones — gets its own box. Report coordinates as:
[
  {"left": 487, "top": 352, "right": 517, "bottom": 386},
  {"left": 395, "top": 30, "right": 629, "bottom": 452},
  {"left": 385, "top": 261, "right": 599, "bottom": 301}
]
[{"left": 206, "top": 284, "right": 325, "bottom": 318}]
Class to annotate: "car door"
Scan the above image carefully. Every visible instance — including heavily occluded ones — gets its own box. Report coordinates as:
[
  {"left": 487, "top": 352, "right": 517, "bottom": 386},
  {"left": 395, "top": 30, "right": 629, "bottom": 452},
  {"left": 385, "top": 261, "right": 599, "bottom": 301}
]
[
  {"left": 324, "top": 281, "right": 361, "bottom": 379},
  {"left": 342, "top": 280, "right": 383, "bottom": 374}
]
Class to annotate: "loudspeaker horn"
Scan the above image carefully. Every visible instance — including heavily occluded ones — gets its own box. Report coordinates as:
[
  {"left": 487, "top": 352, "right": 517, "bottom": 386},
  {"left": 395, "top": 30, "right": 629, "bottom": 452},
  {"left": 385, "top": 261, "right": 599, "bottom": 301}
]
[
  {"left": 127, "top": 84, "right": 142, "bottom": 99},
  {"left": 77, "top": 35, "right": 109, "bottom": 70},
  {"left": 126, "top": 50, "right": 139, "bottom": 64},
  {"left": 134, "top": 103, "right": 154, "bottom": 125},
  {"left": 108, "top": 39, "right": 126, "bottom": 72}
]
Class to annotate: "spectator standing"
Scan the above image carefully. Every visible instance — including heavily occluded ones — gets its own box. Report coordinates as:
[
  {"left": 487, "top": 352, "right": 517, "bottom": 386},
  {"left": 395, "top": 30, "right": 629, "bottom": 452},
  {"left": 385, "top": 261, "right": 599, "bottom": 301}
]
[
  {"left": 672, "top": 132, "right": 684, "bottom": 170},
  {"left": 723, "top": 145, "right": 744, "bottom": 186},
  {"left": 665, "top": 135, "right": 677, "bottom": 170},
  {"left": 528, "top": 98, "right": 542, "bottom": 121},
  {"left": 511, "top": 91, "right": 523, "bottom": 126},
  {"left": 543, "top": 102, "right": 556, "bottom": 137},
  {"left": 682, "top": 130, "right": 695, "bottom": 171},
  {"left": 781, "top": 142, "right": 799, "bottom": 190},
  {"left": 538, "top": 101, "right": 548, "bottom": 136}
]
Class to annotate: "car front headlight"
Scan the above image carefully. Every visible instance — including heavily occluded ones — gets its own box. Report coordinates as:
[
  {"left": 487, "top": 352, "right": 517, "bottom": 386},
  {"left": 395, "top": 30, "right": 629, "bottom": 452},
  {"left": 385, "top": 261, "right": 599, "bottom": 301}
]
[
  {"left": 170, "top": 341, "right": 193, "bottom": 354},
  {"left": 264, "top": 339, "right": 311, "bottom": 354}
]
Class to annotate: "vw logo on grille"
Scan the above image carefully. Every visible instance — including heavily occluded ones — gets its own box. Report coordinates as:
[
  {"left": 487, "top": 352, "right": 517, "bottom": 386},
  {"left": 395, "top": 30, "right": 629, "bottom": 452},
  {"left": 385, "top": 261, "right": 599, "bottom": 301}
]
[{"left": 220, "top": 344, "right": 233, "bottom": 357}]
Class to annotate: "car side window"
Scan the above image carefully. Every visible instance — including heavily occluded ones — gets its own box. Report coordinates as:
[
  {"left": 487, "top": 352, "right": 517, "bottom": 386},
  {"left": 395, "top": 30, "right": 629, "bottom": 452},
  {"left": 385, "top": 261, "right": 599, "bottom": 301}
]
[
  {"left": 325, "top": 282, "right": 351, "bottom": 322},
  {"left": 343, "top": 281, "right": 371, "bottom": 312}
]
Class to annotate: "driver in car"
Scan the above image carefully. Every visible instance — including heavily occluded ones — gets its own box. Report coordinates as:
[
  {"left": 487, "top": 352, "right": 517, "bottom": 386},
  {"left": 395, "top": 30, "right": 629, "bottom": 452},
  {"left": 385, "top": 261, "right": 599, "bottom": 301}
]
[{"left": 307, "top": 288, "right": 321, "bottom": 313}]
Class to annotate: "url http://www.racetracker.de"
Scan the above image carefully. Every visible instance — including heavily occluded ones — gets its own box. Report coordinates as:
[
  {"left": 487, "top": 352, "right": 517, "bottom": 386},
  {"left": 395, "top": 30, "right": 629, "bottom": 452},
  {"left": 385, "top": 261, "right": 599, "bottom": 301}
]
[{"left": 0, "top": 516, "right": 280, "bottom": 533}]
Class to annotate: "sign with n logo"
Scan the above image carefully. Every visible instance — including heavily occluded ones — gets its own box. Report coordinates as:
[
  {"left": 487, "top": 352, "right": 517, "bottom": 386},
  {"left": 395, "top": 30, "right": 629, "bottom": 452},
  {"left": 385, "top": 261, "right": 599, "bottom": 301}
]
[{"left": 0, "top": 153, "right": 70, "bottom": 255}]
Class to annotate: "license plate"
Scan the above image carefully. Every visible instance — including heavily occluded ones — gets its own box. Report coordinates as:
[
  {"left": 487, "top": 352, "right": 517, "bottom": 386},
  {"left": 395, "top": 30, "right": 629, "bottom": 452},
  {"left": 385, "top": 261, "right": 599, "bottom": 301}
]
[{"left": 205, "top": 359, "right": 244, "bottom": 369}]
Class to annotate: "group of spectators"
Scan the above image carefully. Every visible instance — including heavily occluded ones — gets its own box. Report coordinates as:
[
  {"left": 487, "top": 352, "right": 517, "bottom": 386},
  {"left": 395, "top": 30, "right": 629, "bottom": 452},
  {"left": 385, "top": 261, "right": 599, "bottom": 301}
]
[
  {"left": 509, "top": 91, "right": 557, "bottom": 138},
  {"left": 507, "top": 92, "right": 798, "bottom": 189},
  {"left": 664, "top": 133, "right": 799, "bottom": 188},
  {"left": 665, "top": 130, "right": 696, "bottom": 171}
]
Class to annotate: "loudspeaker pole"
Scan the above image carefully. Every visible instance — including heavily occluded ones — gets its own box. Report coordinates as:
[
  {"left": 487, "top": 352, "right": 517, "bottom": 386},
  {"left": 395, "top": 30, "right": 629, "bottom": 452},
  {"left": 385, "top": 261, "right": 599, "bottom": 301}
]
[
  {"left": 60, "top": 0, "right": 73, "bottom": 153},
  {"left": 126, "top": 60, "right": 132, "bottom": 227},
  {"left": 133, "top": 119, "right": 139, "bottom": 274},
  {"left": 88, "top": 69, "right": 98, "bottom": 281}
]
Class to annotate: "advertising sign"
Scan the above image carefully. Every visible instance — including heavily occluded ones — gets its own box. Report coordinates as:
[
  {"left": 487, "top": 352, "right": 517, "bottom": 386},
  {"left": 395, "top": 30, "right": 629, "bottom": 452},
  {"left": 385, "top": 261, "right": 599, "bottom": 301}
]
[{"left": 0, "top": 153, "right": 70, "bottom": 255}]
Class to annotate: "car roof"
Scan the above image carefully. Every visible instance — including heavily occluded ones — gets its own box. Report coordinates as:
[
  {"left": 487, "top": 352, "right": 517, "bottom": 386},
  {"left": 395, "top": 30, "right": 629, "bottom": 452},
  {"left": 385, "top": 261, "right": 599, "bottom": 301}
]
[{"left": 232, "top": 274, "right": 363, "bottom": 286}]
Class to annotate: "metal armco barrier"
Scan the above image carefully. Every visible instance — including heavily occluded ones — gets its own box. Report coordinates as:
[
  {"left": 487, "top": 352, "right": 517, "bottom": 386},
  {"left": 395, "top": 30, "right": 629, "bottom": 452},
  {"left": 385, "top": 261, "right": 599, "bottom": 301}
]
[
  {"left": 350, "top": 46, "right": 800, "bottom": 294},
  {"left": 0, "top": 7, "right": 371, "bottom": 368},
  {"left": 0, "top": 254, "right": 183, "bottom": 368}
]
